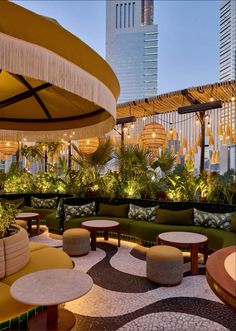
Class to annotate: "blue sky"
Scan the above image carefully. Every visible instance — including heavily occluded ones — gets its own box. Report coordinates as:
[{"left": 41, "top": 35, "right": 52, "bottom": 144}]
[{"left": 15, "top": 0, "right": 220, "bottom": 94}]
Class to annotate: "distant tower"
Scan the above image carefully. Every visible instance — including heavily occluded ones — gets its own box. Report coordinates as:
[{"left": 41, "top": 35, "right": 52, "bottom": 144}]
[
  {"left": 106, "top": 0, "right": 158, "bottom": 104},
  {"left": 220, "top": 0, "right": 236, "bottom": 81},
  {"left": 219, "top": 1, "right": 236, "bottom": 173}
]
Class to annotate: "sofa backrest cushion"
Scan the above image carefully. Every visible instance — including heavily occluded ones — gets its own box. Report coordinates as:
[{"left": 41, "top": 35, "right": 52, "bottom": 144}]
[
  {"left": 64, "top": 202, "right": 96, "bottom": 222},
  {"left": 97, "top": 203, "right": 129, "bottom": 218},
  {"left": 31, "top": 197, "right": 58, "bottom": 209},
  {"left": 154, "top": 208, "right": 193, "bottom": 225},
  {"left": 128, "top": 204, "right": 159, "bottom": 222},
  {"left": 193, "top": 208, "right": 235, "bottom": 231}
]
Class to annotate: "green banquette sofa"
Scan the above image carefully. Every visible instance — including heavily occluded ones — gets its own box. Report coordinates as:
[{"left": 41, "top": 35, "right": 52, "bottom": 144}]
[{"left": 46, "top": 197, "right": 236, "bottom": 251}]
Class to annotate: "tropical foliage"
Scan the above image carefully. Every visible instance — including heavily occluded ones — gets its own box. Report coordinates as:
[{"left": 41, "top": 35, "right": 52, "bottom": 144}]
[{"left": 0, "top": 141, "right": 235, "bottom": 204}]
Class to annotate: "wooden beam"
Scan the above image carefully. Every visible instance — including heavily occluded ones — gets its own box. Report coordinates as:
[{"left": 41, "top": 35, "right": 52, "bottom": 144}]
[
  {"left": 177, "top": 101, "right": 222, "bottom": 114},
  {"left": 0, "top": 82, "right": 51, "bottom": 109},
  {"left": 116, "top": 116, "right": 136, "bottom": 125},
  {"left": 17, "top": 75, "right": 52, "bottom": 119}
]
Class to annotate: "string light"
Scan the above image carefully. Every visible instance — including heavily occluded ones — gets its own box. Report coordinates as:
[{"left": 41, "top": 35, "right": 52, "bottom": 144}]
[
  {"left": 210, "top": 97, "right": 214, "bottom": 102},
  {"left": 231, "top": 96, "right": 235, "bottom": 102}
]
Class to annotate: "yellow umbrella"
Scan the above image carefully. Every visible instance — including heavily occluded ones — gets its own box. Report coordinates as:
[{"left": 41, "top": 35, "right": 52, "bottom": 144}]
[{"left": 0, "top": 1, "right": 119, "bottom": 141}]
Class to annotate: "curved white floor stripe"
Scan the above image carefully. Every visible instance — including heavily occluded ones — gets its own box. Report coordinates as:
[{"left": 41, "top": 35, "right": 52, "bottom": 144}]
[
  {"left": 65, "top": 276, "right": 221, "bottom": 317},
  {"left": 30, "top": 226, "right": 62, "bottom": 247},
  {"left": 117, "top": 312, "right": 229, "bottom": 331},
  {"left": 110, "top": 245, "right": 147, "bottom": 277},
  {"left": 72, "top": 248, "right": 106, "bottom": 273}
]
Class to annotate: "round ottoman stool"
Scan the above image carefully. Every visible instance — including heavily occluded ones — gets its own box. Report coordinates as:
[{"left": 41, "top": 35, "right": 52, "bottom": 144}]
[
  {"left": 146, "top": 245, "right": 183, "bottom": 286},
  {"left": 63, "top": 228, "right": 90, "bottom": 256}
]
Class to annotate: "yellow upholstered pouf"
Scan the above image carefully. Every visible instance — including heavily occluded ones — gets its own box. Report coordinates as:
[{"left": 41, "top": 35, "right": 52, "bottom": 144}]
[
  {"left": 63, "top": 228, "right": 90, "bottom": 256},
  {"left": 146, "top": 245, "right": 183, "bottom": 286}
]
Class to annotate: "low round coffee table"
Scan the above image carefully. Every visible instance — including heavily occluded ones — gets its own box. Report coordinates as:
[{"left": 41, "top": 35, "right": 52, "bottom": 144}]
[
  {"left": 15, "top": 212, "right": 40, "bottom": 235},
  {"left": 10, "top": 269, "right": 93, "bottom": 330},
  {"left": 157, "top": 231, "right": 208, "bottom": 275},
  {"left": 206, "top": 245, "right": 236, "bottom": 310},
  {"left": 81, "top": 220, "right": 120, "bottom": 250}
]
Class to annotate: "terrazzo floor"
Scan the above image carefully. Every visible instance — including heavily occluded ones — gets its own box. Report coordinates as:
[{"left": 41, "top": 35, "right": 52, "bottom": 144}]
[{"left": 30, "top": 227, "right": 236, "bottom": 331}]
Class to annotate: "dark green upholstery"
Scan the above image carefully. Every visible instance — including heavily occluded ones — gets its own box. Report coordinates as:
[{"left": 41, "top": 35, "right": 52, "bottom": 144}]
[
  {"left": 230, "top": 212, "right": 236, "bottom": 233},
  {"left": 201, "top": 228, "right": 236, "bottom": 250},
  {"left": 97, "top": 203, "right": 129, "bottom": 218},
  {"left": 64, "top": 216, "right": 135, "bottom": 235},
  {"left": 130, "top": 221, "right": 204, "bottom": 243},
  {"left": 22, "top": 206, "right": 55, "bottom": 220},
  {"left": 155, "top": 208, "right": 193, "bottom": 225}
]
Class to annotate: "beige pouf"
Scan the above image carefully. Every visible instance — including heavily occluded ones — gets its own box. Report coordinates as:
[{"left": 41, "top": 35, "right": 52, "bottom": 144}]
[
  {"left": 63, "top": 228, "right": 90, "bottom": 256},
  {"left": 146, "top": 245, "right": 183, "bottom": 286}
]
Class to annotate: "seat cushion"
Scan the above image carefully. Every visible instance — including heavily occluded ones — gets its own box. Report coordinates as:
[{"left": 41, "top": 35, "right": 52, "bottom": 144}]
[
  {"left": 0, "top": 282, "right": 34, "bottom": 323},
  {"left": 130, "top": 221, "right": 204, "bottom": 242},
  {"left": 201, "top": 228, "right": 236, "bottom": 250},
  {"left": 2, "top": 247, "right": 73, "bottom": 286},
  {"left": 29, "top": 242, "right": 49, "bottom": 252}
]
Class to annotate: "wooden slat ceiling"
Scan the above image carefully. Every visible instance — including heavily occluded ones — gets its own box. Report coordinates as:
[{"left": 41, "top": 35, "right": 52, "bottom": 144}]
[{"left": 117, "top": 80, "right": 236, "bottom": 118}]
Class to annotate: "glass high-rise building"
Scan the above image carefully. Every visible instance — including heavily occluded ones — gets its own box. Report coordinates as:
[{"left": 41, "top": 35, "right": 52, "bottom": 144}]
[
  {"left": 106, "top": 0, "right": 158, "bottom": 104},
  {"left": 220, "top": 0, "right": 236, "bottom": 81}
]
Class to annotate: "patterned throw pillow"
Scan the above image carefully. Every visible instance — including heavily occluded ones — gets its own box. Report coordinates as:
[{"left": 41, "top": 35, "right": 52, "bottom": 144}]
[
  {"left": 193, "top": 208, "right": 234, "bottom": 231},
  {"left": 128, "top": 204, "right": 158, "bottom": 222},
  {"left": 31, "top": 197, "right": 58, "bottom": 209},
  {"left": 64, "top": 202, "right": 96, "bottom": 222}
]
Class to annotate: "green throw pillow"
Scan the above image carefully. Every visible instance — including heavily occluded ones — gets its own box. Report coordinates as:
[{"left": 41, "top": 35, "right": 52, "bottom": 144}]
[
  {"left": 0, "top": 197, "right": 25, "bottom": 209},
  {"left": 230, "top": 212, "right": 236, "bottom": 233},
  {"left": 64, "top": 202, "right": 96, "bottom": 222},
  {"left": 193, "top": 208, "right": 234, "bottom": 231},
  {"left": 97, "top": 203, "right": 129, "bottom": 218},
  {"left": 154, "top": 208, "right": 193, "bottom": 225},
  {"left": 128, "top": 204, "right": 158, "bottom": 222},
  {"left": 31, "top": 197, "right": 58, "bottom": 209}
]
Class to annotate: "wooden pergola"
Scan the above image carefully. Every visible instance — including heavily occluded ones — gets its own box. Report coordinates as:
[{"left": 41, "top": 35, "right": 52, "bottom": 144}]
[
  {"left": 117, "top": 80, "right": 235, "bottom": 118},
  {"left": 116, "top": 80, "right": 236, "bottom": 173}
]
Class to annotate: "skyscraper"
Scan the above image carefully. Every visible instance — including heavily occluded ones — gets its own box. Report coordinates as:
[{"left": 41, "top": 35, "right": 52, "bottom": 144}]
[
  {"left": 106, "top": 0, "right": 158, "bottom": 104},
  {"left": 219, "top": 1, "right": 236, "bottom": 172},
  {"left": 220, "top": 0, "right": 236, "bottom": 81}
]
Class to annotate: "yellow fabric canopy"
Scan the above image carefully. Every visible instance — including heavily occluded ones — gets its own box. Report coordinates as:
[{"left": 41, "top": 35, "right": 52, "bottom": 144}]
[{"left": 0, "top": 1, "right": 120, "bottom": 141}]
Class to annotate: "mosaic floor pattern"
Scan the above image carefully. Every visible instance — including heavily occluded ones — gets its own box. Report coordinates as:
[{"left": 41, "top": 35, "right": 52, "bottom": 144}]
[{"left": 31, "top": 228, "right": 236, "bottom": 331}]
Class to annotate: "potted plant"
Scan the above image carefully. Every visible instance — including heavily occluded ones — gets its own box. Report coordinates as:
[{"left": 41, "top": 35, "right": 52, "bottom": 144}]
[
  {"left": 0, "top": 202, "right": 18, "bottom": 238},
  {"left": 0, "top": 202, "right": 29, "bottom": 279}
]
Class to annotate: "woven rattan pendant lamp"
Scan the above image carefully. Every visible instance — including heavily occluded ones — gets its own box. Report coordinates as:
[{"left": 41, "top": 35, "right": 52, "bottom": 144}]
[
  {"left": 77, "top": 137, "right": 99, "bottom": 154},
  {"left": 141, "top": 121, "right": 167, "bottom": 150}
]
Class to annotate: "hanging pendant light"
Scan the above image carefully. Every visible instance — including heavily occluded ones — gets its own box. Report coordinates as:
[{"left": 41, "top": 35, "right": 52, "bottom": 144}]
[
  {"left": 141, "top": 122, "right": 167, "bottom": 149},
  {"left": 209, "top": 133, "right": 214, "bottom": 146},
  {"left": 77, "top": 137, "right": 99, "bottom": 154},
  {"left": 0, "top": 141, "right": 18, "bottom": 155},
  {"left": 215, "top": 150, "right": 220, "bottom": 163}
]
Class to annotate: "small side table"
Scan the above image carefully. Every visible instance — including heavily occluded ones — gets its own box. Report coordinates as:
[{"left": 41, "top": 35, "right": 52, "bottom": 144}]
[
  {"left": 10, "top": 269, "right": 93, "bottom": 330},
  {"left": 81, "top": 220, "right": 120, "bottom": 250},
  {"left": 16, "top": 212, "right": 40, "bottom": 235},
  {"left": 157, "top": 231, "right": 208, "bottom": 275}
]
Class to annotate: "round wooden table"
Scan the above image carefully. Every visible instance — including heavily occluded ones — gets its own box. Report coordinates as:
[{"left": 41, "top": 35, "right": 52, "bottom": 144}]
[
  {"left": 206, "top": 245, "right": 236, "bottom": 311},
  {"left": 10, "top": 269, "right": 93, "bottom": 330},
  {"left": 15, "top": 212, "right": 40, "bottom": 235},
  {"left": 81, "top": 220, "right": 120, "bottom": 250},
  {"left": 157, "top": 231, "right": 208, "bottom": 275}
]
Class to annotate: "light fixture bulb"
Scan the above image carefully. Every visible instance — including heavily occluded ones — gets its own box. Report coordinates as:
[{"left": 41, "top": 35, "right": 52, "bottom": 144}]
[
  {"left": 210, "top": 97, "right": 214, "bottom": 102},
  {"left": 131, "top": 123, "right": 134, "bottom": 128},
  {"left": 170, "top": 128, "right": 173, "bottom": 134},
  {"left": 86, "top": 139, "right": 90, "bottom": 145},
  {"left": 152, "top": 132, "right": 156, "bottom": 138},
  {"left": 231, "top": 96, "right": 235, "bottom": 102},
  {"left": 207, "top": 122, "right": 210, "bottom": 128},
  {"left": 143, "top": 117, "right": 146, "bottom": 121},
  {"left": 196, "top": 119, "right": 199, "bottom": 125}
]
